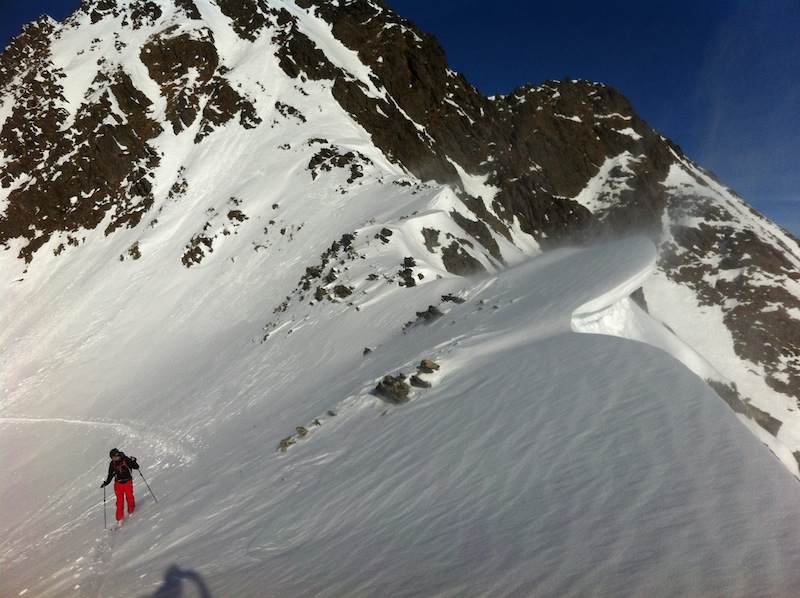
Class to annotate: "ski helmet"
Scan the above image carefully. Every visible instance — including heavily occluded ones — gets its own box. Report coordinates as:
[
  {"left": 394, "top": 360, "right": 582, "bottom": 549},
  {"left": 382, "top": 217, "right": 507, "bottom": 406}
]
[{"left": 110, "top": 448, "right": 120, "bottom": 457}]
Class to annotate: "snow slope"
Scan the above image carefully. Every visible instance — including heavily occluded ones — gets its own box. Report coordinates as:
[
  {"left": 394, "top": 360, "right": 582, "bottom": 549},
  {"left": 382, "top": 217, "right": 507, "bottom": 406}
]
[
  {"left": 571, "top": 148, "right": 800, "bottom": 476},
  {"left": 4, "top": 232, "right": 800, "bottom": 597}
]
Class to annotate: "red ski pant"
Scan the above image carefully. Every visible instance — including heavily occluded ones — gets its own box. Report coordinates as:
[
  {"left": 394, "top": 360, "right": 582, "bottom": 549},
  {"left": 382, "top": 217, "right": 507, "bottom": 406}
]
[{"left": 114, "top": 480, "right": 135, "bottom": 520}]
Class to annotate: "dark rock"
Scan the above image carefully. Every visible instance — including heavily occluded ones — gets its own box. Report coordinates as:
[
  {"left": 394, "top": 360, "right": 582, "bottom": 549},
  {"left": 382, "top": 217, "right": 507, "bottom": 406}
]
[
  {"left": 399, "top": 268, "right": 416, "bottom": 287},
  {"left": 216, "top": 0, "right": 275, "bottom": 41},
  {"left": 333, "top": 284, "right": 352, "bottom": 298},
  {"left": 416, "top": 306, "right": 443, "bottom": 323},
  {"left": 129, "top": 1, "right": 163, "bottom": 29},
  {"left": 140, "top": 28, "right": 219, "bottom": 133},
  {"left": 375, "top": 375, "right": 410, "bottom": 404},
  {"left": 419, "top": 359, "right": 440, "bottom": 373},
  {"left": 0, "top": 62, "right": 162, "bottom": 260},
  {"left": 441, "top": 242, "right": 485, "bottom": 276},
  {"left": 422, "top": 228, "right": 440, "bottom": 252},
  {"left": 308, "top": 145, "right": 371, "bottom": 181},
  {"left": 410, "top": 375, "right": 431, "bottom": 389}
]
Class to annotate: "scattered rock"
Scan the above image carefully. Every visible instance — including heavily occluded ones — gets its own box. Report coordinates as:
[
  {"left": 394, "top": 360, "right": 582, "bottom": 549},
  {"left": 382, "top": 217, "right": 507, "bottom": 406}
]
[
  {"left": 416, "top": 306, "right": 443, "bottom": 322},
  {"left": 419, "top": 359, "right": 440, "bottom": 373},
  {"left": 333, "top": 284, "right": 353, "bottom": 298},
  {"left": 399, "top": 268, "right": 416, "bottom": 287},
  {"left": 375, "top": 375, "right": 410, "bottom": 404},
  {"left": 441, "top": 241, "right": 486, "bottom": 276},
  {"left": 182, "top": 234, "right": 214, "bottom": 267},
  {"left": 376, "top": 228, "right": 393, "bottom": 243},
  {"left": 275, "top": 100, "right": 306, "bottom": 123},
  {"left": 308, "top": 145, "right": 371, "bottom": 182},
  {"left": 422, "top": 228, "right": 440, "bottom": 252},
  {"left": 278, "top": 410, "right": 337, "bottom": 452},
  {"left": 410, "top": 375, "right": 431, "bottom": 389}
]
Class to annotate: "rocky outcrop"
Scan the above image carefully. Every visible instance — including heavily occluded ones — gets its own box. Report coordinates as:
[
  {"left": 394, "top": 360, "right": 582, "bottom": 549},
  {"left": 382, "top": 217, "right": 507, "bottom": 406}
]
[
  {"left": 140, "top": 25, "right": 260, "bottom": 138},
  {"left": 0, "top": 53, "right": 162, "bottom": 260},
  {"left": 375, "top": 359, "right": 441, "bottom": 404}
]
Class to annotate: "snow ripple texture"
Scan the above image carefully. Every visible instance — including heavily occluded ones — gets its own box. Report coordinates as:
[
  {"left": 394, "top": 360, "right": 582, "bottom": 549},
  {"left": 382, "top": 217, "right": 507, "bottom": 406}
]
[{"left": 4, "top": 236, "right": 800, "bottom": 596}]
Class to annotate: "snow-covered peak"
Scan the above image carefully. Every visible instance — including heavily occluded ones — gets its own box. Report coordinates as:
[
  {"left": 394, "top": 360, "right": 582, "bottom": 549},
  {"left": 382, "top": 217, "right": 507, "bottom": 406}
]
[{"left": 2, "top": 2, "right": 800, "bottom": 595}]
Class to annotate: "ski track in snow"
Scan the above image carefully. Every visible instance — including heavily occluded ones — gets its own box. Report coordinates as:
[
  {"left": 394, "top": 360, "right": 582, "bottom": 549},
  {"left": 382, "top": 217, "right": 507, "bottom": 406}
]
[
  {"left": 0, "top": 416, "right": 197, "bottom": 464},
  {"left": 0, "top": 415, "right": 196, "bottom": 597}
]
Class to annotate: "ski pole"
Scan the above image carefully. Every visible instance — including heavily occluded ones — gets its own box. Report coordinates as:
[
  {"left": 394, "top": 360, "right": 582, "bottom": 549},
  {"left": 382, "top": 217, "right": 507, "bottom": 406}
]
[
  {"left": 139, "top": 469, "right": 158, "bottom": 503},
  {"left": 103, "top": 486, "right": 107, "bottom": 529}
]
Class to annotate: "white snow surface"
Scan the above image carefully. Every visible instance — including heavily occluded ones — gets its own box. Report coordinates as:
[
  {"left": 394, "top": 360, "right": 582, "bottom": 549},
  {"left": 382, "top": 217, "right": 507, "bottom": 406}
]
[
  {"left": 4, "top": 230, "right": 800, "bottom": 596},
  {"left": 2, "top": 3, "right": 800, "bottom": 596}
]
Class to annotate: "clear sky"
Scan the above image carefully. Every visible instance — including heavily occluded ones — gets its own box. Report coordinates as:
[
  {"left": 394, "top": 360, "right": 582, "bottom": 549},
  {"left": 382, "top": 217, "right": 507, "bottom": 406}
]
[{"left": 2, "top": 0, "right": 798, "bottom": 236}]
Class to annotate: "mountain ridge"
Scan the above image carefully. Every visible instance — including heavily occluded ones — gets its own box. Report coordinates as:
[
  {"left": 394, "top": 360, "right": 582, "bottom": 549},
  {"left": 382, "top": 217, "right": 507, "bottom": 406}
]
[{"left": 6, "top": 0, "right": 797, "bottom": 466}]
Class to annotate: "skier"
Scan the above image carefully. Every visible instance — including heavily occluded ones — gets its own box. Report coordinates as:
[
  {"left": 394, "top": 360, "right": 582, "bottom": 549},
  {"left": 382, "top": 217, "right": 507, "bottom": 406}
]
[{"left": 101, "top": 448, "right": 139, "bottom": 525}]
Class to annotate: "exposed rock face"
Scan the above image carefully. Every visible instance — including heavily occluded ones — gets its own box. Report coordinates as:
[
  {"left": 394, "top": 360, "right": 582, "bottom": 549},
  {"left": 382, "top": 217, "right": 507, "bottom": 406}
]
[
  {"left": 140, "top": 26, "right": 220, "bottom": 134},
  {"left": 0, "top": 0, "right": 798, "bottom": 467},
  {"left": 0, "top": 0, "right": 652, "bottom": 260},
  {"left": 140, "top": 25, "right": 261, "bottom": 140},
  {"left": 0, "top": 17, "right": 162, "bottom": 261}
]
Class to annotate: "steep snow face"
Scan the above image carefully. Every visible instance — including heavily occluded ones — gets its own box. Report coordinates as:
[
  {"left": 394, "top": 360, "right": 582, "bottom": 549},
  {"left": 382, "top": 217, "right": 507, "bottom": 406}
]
[
  {"left": 571, "top": 146, "right": 800, "bottom": 475},
  {"left": 4, "top": 235, "right": 800, "bottom": 597},
  {"left": 652, "top": 161, "right": 800, "bottom": 470}
]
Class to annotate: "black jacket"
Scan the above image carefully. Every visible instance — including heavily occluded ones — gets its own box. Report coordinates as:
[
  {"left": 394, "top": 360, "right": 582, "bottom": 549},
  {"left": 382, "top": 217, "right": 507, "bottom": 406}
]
[{"left": 103, "top": 454, "right": 139, "bottom": 486}]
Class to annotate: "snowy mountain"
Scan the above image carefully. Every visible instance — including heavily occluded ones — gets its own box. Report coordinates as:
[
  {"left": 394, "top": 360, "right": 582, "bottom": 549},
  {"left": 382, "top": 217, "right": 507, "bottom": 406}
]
[{"left": 2, "top": 1, "right": 800, "bottom": 595}]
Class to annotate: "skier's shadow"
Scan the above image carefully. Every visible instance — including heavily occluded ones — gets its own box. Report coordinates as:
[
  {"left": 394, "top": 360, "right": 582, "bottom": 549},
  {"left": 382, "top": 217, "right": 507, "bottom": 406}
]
[{"left": 148, "top": 564, "right": 212, "bottom": 598}]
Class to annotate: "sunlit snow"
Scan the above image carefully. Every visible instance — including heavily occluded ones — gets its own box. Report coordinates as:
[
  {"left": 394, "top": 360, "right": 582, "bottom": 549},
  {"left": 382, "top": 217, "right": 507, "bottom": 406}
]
[{"left": 4, "top": 229, "right": 800, "bottom": 596}]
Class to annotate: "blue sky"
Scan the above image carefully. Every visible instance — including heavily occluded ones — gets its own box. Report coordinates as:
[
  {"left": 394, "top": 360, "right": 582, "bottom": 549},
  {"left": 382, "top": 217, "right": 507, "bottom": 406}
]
[{"left": 2, "top": 0, "right": 798, "bottom": 236}]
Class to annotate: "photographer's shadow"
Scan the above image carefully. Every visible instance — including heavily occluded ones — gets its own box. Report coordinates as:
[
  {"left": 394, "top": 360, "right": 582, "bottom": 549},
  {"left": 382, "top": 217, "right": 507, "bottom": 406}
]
[{"left": 149, "top": 564, "right": 212, "bottom": 598}]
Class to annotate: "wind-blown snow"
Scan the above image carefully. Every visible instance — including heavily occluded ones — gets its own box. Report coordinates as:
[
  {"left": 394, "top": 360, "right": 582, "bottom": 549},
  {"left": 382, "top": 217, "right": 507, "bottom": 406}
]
[{"left": 4, "top": 231, "right": 800, "bottom": 596}]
